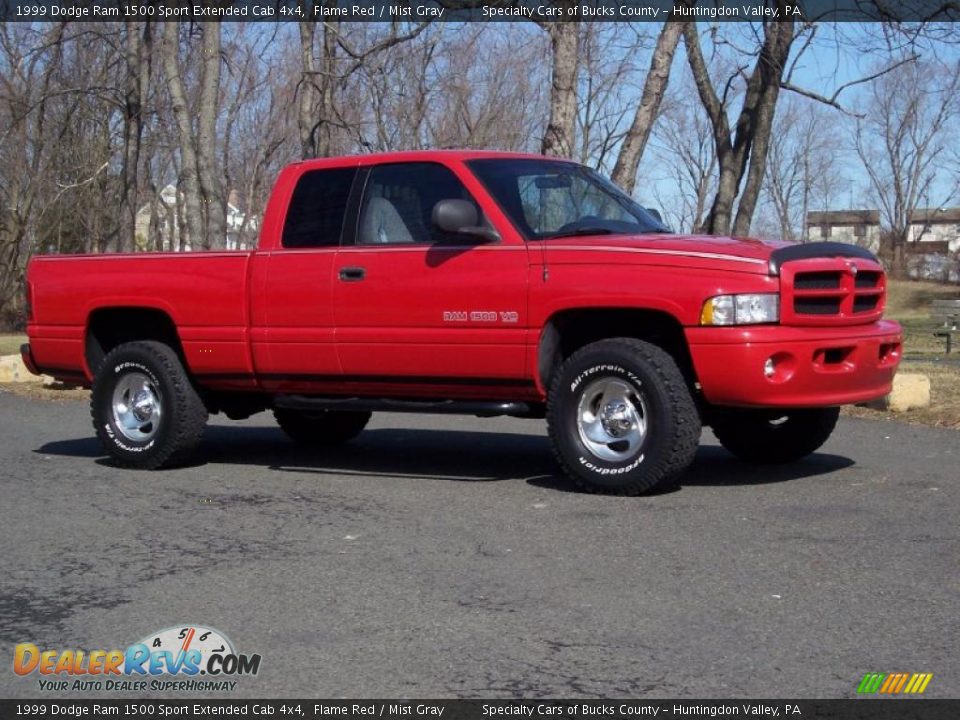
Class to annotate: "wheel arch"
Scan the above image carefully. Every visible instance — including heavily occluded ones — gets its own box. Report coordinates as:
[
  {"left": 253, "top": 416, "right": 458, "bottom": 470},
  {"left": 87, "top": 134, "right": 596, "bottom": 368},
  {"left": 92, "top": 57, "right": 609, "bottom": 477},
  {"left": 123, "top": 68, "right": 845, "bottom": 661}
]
[
  {"left": 536, "top": 307, "right": 697, "bottom": 394},
  {"left": 85, "top": 306, "right": 185, "bottom": 377}
]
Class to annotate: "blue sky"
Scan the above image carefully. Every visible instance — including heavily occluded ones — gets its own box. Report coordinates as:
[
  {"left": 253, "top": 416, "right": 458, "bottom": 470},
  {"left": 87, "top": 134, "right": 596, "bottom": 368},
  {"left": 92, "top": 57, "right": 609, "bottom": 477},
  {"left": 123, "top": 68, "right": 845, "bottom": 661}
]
[{"left": 637, "top": 21, "right": 960, "bottom": 230}]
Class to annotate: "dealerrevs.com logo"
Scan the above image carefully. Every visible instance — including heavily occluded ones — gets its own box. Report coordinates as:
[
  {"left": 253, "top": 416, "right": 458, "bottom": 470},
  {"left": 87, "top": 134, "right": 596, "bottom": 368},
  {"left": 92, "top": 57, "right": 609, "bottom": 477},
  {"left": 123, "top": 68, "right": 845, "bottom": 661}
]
[{"left": 13, "top": 625, "right": 261, "bottom": 692}]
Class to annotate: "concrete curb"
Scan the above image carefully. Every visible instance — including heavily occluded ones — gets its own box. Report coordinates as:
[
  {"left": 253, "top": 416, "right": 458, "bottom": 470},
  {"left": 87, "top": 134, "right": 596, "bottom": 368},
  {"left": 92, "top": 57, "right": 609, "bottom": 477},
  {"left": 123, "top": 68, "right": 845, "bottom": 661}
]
[
  {"left": 865, "top": 373, "right": 932, "bottom": 413},
  {"left": 0, "top": 354, "right": 51, "bottom": 384}
]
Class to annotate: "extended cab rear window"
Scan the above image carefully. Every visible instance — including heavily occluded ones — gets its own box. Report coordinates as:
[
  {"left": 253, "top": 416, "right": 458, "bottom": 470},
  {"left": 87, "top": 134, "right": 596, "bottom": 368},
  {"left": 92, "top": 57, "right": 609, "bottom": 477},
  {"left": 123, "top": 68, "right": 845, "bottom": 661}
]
[{"left": 282, "top": 167, "right": 358, "bottom": 248}]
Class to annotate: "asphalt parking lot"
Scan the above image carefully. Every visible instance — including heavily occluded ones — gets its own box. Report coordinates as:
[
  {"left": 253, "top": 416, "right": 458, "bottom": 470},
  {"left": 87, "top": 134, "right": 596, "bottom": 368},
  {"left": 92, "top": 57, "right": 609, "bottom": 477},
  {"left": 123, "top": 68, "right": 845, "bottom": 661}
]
[{"left": 0, "top": 390, "right": 957, "bottom": 699}]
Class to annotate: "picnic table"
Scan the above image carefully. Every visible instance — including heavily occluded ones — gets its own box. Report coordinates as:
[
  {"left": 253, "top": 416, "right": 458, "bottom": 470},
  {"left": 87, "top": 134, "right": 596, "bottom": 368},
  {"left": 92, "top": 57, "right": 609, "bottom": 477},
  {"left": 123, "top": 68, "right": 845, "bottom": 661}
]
[{"left": 932, "top": 298, "right": 960, "bottom": 353}]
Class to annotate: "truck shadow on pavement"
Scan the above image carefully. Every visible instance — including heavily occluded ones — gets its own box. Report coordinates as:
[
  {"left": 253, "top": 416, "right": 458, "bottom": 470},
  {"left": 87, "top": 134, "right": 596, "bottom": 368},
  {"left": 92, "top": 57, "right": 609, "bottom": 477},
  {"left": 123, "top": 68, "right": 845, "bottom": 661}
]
[{"left": 36, "top": 424, "right": 854, "bottom": 494}]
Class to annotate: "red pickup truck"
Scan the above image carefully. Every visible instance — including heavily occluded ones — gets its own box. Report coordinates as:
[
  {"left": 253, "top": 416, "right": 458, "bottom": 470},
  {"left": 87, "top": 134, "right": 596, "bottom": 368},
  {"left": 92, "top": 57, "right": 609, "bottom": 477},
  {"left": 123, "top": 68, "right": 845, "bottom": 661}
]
[{"left": 22, "top": 150, "right": 902, "bottom": 494}]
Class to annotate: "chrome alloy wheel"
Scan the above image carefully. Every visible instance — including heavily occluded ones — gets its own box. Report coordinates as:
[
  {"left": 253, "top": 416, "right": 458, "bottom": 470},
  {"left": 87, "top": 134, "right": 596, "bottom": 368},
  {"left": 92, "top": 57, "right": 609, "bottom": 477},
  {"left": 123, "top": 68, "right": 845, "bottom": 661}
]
[
  {"left": 575, "top": 377, "right": 647, "bottom": 462},
  {"left": 111, "top": 371, "right": 162, "bottom": 442}
]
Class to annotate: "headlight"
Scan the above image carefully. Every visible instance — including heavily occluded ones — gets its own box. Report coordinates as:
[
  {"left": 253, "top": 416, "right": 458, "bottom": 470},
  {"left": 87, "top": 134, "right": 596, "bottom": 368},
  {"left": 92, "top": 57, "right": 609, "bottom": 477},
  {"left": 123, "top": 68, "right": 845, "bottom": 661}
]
[{"left": 700, "top": 293, "right": 779, "bottom": 325}]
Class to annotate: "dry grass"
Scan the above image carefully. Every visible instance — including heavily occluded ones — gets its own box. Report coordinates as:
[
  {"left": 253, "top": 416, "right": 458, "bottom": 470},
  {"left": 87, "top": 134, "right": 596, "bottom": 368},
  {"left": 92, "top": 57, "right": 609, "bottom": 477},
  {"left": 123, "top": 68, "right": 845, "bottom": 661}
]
[
  {"left": 0, "top": 382, "right": 88, "bottom": 402},
  {"left": 884, "top": 279, "right": 959, "bottom": 319},
  {"left": 0, "top": 333, "right": 26, "bottom": 356},
  {"left": 883, "top": 280, "right": 959, "bottom": 356},
  {"left": 898, "top": 317, "right": 953, "bottom": 355},
  {"left": 845, "top": 361, "right": 960, "bottom": 430}
]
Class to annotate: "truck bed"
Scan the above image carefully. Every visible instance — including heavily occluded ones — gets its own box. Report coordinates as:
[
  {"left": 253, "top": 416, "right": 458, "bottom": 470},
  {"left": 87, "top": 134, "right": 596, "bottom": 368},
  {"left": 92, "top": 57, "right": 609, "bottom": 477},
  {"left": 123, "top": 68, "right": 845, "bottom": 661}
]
[{"left": 27, "top": 252, "right": 255, "bottom": 382}]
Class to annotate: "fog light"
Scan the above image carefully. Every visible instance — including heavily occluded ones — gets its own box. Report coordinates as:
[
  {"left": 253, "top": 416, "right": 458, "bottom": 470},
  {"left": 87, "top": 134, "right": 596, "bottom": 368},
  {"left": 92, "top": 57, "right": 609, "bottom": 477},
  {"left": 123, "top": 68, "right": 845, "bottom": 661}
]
[
  {"left": 764, "top": 358, "right": 775, "bottom": 378},
  {"left": 763, "top": 352, "right": 796, "bottom": 384}
]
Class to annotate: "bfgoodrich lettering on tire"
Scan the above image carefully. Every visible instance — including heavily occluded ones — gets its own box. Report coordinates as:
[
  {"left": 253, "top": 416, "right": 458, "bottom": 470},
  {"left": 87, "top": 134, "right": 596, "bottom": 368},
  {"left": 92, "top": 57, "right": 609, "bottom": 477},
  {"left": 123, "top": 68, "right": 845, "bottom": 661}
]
[
  {"left": 546, "top": 338, "right": 701, "bottom": 495},
  {"left": 91, "top": 340, "right": 208, "bottom": 469}
]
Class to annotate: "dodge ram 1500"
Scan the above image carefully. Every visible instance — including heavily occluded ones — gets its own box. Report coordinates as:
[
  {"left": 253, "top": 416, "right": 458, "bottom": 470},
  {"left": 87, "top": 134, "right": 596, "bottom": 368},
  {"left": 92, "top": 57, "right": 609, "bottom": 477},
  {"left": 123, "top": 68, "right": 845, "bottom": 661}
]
[{"left": 23, "top": 151, "right": 902, "bottom": 494}]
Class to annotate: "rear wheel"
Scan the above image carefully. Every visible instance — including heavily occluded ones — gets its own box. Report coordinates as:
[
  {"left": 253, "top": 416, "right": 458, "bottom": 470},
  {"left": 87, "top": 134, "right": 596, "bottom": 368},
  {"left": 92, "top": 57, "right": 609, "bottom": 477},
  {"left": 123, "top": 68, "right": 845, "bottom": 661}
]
[
  {"left": 546, "top": 338, "right": 701, "bottom": 495},
  {"left": 710, "top": 407, "right": 840, "bottom": 463},
  {"left": 273, "top": 408, "right": 371, "bottom": 445},
  {"left": 91, "top": 341, "right": 208, "bottom": 469}
]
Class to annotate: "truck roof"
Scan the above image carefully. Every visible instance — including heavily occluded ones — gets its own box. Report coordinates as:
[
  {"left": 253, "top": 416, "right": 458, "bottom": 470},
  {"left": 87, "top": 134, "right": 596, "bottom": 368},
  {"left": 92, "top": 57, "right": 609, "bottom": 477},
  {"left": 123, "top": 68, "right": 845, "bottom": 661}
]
[{"left": 289, "top": 149, "right": 566, "bottom": 171}]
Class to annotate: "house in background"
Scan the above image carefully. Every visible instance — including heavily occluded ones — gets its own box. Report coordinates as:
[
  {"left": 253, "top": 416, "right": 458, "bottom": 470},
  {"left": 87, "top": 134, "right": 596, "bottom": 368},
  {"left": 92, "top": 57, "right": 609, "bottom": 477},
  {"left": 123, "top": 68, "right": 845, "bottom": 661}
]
[
  {"left": 805, "top": 209, "right": 882, "bottom": 252},
  {"left": 134, "top": 184, "right": 257, "bottom": 251},
  {"left": 805, "top": 207, "right": 960, "bottom": 282}
]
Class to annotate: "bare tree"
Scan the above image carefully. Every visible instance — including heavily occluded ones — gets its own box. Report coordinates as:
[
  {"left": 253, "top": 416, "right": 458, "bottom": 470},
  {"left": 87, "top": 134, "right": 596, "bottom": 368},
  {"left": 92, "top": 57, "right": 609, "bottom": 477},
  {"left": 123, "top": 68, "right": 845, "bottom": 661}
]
[
  {"left": 117, "top": 20, "right": 153, "bottom": 253},
  {"left": 539, "top": 4, "right": 580, "bottom": 157},
  {"left": 197, "top": 23, "right": 226, "bottom": 249},
  {"left": 574, "top": 25, "right": 648, "bottom": 172},
  {"left": 297, "top": 16, "right": 431, "bottom": 159},
  {"left": 683, "top": 15, "right": 795, "bottom": 236},
  {"left": 855, "top": 59, "right": 960, "bottom": 277},
  {"left": 425, "top": 26, "right": 545, "bottom": 151},
  {"left": 296, "top": 15, "right": 328, "bottom": 159},
  {"left": 763, "top": 97, "right": 845, "bottom": 241},
  {"left": 649, "top": 79, "right": 717, "bottom": 233},
  {"left": 0, "top": 23, "right": 119, "bottom": 318},
  {"left": 363, "top": 25, "right": 441, "bottom": 151},
  {"left": 161, "top": 22, "right": 207, "bottom": 250},
  {"left": 611, "top": 20, "right": 684, "bottom": 193},
  {"left": 220, "top": 25, "right": 296, "bottom": 249}
]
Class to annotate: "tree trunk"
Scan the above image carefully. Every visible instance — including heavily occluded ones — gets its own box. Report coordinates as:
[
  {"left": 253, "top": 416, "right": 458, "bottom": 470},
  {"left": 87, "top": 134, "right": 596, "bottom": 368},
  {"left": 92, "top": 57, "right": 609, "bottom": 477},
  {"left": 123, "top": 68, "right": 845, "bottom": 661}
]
[
  {"left": 541, "top": 15, "right": 579, "bottom": 158},
  {"left": 684, "top": 14, "right": 794, "bottom": 236},
  {"left": 731, "top": 21, "right": 794, "bottom": 237},
  {"left": 161, "top": 22, "right": 205, "bottom": 251},
  {"left": 118, "top": 20, "right": 151, "bottom": 253},
  {"left": 316, "top": 18, "right": 340, "bottom": 157},
  {"left": 196, "top": 24, "right": 225, "bottom": 249},
  {"left": 800, "top": 153, "right": 810, "bottom": 242},
  {"left": 298, "top": 19, "right": 319, "bottom": 159},
  {"left": 611, "top": 20, "right": 684, "bottom": 193},
  {"left": 891, "top": 233, "right": 909, "bottom": 279}
]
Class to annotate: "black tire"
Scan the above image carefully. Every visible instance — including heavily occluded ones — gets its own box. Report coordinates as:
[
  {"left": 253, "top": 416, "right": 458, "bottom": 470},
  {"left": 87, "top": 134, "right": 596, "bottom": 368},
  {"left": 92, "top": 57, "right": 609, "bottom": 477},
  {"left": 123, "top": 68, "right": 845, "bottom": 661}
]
[
  {"left": 710, "top": 407, "right": 840, "bottom": 463},
  {"left": 273, "top": 408, "right": 371, "bottom": 445},
  {"left": 91, "top": 340, "right": 208, "bottom": 469},
  {"left": 546, "top": 338, "right": 701, "bottom": 495}
]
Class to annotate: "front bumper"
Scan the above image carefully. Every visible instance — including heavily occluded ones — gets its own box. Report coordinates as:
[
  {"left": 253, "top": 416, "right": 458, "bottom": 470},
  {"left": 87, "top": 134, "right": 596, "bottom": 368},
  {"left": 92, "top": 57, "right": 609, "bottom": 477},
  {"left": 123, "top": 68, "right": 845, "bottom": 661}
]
[{"left": 686, "top": 320, "right": 902, "bottom": 408}]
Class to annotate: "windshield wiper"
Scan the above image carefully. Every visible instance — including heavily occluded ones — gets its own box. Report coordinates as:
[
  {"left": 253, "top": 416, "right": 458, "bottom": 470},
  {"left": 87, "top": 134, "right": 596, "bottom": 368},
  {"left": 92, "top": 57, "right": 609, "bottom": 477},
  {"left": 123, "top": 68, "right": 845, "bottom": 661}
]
[{"left": 544, "top": 227, "right": 615, "bottom": 239}]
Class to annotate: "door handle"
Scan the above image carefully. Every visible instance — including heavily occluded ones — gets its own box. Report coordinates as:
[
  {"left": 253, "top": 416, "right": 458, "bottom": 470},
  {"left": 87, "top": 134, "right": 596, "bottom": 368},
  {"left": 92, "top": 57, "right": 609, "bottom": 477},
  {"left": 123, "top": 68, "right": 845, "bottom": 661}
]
[{"left": 338, "top": 266, "right": 366, "bottom": 282}]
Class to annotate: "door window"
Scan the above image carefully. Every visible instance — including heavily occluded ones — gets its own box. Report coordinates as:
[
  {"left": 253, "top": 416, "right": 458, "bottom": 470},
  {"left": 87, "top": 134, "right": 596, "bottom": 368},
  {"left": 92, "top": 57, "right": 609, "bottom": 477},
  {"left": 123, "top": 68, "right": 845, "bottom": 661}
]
[{"left": 356, "top": 163, "right": 478, "bottom": 245}]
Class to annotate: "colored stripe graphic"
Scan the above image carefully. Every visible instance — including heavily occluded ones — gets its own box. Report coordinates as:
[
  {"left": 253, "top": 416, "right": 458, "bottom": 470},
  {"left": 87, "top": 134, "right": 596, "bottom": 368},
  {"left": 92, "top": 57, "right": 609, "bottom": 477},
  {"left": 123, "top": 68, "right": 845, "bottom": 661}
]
[
  {"left": 879, "top": 674, "right": 898, "bottom": 693},
  {"left": 858, "top": 672, "right": 933, "bottom": 694},
  {"left": 857, "top": 673, "right": 886, "bottom": 693}
]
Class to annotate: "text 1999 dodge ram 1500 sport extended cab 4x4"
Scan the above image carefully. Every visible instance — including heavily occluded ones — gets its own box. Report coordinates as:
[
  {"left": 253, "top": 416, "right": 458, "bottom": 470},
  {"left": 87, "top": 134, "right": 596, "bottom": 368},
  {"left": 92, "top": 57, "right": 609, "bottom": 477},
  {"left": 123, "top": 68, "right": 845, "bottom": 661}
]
[{"left": 22, "top": 150, "right": 903, "bottom": 494}]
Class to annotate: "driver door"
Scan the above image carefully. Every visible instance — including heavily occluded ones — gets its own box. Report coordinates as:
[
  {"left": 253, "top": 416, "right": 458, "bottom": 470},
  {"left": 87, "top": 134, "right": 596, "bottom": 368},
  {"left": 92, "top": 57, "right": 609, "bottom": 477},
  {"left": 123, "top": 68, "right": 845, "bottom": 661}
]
[{"left": 332, "top": 161, "right": 531, "bottom": 388}]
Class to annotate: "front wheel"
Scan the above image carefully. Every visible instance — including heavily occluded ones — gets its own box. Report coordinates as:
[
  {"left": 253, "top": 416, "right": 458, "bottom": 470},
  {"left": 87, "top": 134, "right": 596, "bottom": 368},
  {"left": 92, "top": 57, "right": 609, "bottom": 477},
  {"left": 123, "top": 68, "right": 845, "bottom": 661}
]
[
  {"left": 546, "top": 338, "right": 701, "bottom": 495},
  {"left": 710, "top": 407, "right": 840, "bottom": 463},
  {"left": 91, "top": 341, "right": 208, "bottom": 469}
]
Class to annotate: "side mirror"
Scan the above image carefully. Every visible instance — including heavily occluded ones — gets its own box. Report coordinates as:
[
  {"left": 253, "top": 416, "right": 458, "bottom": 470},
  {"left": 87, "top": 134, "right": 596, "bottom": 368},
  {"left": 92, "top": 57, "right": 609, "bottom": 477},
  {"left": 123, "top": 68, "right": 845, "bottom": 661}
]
[
  {"left": 432, "top": 199, "right": 500, "bottom": 243},
  {"left": 645, "top": 207, "right": 663, "bottom": 223}
]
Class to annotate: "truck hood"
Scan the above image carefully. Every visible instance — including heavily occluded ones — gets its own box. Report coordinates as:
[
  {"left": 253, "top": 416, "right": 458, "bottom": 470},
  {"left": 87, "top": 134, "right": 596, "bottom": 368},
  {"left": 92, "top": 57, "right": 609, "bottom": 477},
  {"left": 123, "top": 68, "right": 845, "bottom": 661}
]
[{"left": 541, "top": 233, "right": 792, "bottom": 272}]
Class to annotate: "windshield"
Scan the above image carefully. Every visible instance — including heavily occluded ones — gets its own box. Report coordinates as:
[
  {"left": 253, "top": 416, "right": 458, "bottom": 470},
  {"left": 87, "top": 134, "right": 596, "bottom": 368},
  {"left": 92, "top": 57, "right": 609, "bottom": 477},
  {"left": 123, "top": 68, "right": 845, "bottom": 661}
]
[{"left": 466, "top": 158, "right": 671, "bottom": 240}]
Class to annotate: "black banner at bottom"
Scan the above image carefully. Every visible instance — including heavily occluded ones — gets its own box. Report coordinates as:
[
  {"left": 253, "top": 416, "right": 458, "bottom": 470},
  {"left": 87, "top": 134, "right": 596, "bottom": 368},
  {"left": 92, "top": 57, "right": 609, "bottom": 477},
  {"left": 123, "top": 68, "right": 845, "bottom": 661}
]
[{"left": 0, "top": 700, "right": 958, "bottom": 720}]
